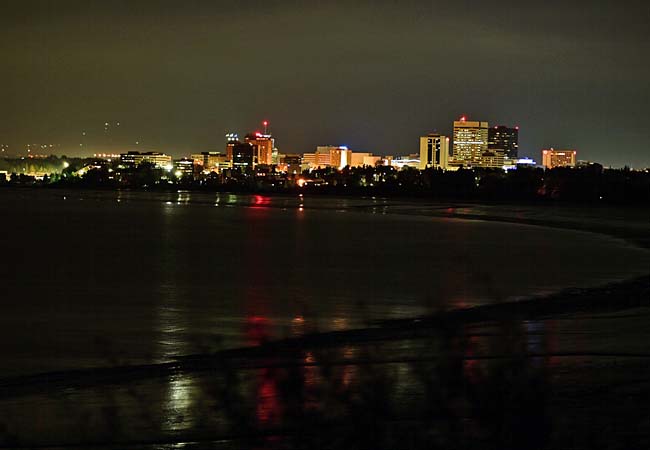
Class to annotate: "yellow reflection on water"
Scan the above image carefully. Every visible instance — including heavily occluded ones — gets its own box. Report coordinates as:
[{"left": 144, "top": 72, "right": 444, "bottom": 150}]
[
  {"left": 155, "top": 286, "right": 196, "bottom": 432},
  {"left": 176, "top": 191, "right": 191, "bottom": 205},
  {"left": 165, "top": 375, "right": 195, "bottom": 431}
]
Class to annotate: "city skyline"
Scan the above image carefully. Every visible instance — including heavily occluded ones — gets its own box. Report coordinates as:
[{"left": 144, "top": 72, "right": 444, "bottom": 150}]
[
  {"left": 0, "top": 113, "right": 644, "bottom": 169},
  {"left": 1, "top": 1, "right": 649, "bottom": 168},
  {"left": 0, "top": 115, "right": 638, "bottom": 169}
]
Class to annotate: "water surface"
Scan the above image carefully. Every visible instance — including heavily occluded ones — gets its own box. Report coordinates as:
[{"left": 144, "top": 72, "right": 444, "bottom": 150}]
[{"left": 1, "top": 189, "right": 649, "bottom": 376}]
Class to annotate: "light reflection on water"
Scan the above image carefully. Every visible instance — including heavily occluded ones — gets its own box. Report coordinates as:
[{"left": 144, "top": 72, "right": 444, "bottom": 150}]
[
  {"left": 1, "top": 190, "right": 649, "bottom": 448},
  {"left": 2, "top": 196, "right": 648, "bottom": 354},
  {"left": 0, "top": 305, "right": 643, "bottom": 449},
  {"left": 157, "top": 298, "right": 196, "bottom": 431}
]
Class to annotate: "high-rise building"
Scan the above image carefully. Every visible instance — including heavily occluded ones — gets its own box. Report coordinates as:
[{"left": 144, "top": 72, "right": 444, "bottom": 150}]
[
  {"left": 419, "top": 134, "right": 450, "bottom": 169},
  {"left": 542, "top": 148, "right": 577, "bottom": 169},
  {"left": 452, "top": 117, "right": 488, "bottom": 166},
  {"left": 232, "top": 143, "right": 255, "bottom": 168},
  {"left": 225, "top": 133, "right": 239, "bottom": 162},
  {"left": 246, "top": 133, "right": 275, "bottom": 166},
  {"left": 488, "top": 126, "right": 519, "bottom": 159}
]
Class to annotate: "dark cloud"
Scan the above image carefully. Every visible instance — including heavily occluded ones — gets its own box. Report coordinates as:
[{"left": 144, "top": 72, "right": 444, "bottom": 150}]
[{"left": 1, "top": 0, "right": 649, "bottom": 166}]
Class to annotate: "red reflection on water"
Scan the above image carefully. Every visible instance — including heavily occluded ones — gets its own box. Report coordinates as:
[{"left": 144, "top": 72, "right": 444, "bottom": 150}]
[
  {"left": 463, "top": 333, "right": 481, "bottom": 384},
  {"left": 253, "top": 195, "right": 271, "bottom": 206},
  {"left": 340, "top": 346, "right": 357, "bottom": 387},
  {"left": 256, "top": 368, "right": 281, "bottom": 426},
  {"left": 245, "top": 315, "right": 271, "bottom": 346},
  {"left": 291, "top": 315, "right": 306, "bottom": 337}
]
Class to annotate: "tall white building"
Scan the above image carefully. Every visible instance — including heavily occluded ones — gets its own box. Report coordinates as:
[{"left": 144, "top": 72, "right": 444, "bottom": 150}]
[{"left": 419, "top": 134, "right": 449, "bottom": 170}]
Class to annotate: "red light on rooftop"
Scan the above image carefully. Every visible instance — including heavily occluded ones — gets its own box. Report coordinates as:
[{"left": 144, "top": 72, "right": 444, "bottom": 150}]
[
  {"left": 263, "top": 121, "right": 268, "bottom": 126},
  {"left": 460, "top": 116, "right": 467, "bottom": 122}
]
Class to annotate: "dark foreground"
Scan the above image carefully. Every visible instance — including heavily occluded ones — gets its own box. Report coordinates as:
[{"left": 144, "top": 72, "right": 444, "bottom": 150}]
[{"left": 1, "top": 275, "right": 649, "bottom": 450}]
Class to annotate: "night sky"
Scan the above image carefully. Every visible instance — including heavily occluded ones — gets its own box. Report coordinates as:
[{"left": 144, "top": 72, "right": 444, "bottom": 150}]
[{"left": 2, "top": 0, "right": 649, "bottom": 167}]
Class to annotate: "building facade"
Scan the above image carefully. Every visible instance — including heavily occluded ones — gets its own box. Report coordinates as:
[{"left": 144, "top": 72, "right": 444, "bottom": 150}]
[
  {"left": 120, "top": 151, "right": 172, "bottom": 169},
  {"left": 542, "top": 148, "right": 577, "bottom": 169},
  {"left": 419, "top": 134, "right": 449, "bottom": 169},
  {"left": 191, "top": 152, "right": 230, "bottom": 171},
  {"left": 488, "top": 126, "right": 519, "bottom": 159},
  {"left": 232, "top": 143, "right": 255, "bottom": 168},
  {"left": 281, "top": 154, "right": 302, "bottom": 175},
  {"left": 475, "top": 150, "right": 505, "bottom": 168},
  {"left": 329, "top": 146, "right": 352, "bottom": 169},
  {"left": 245, "top": 133, "right": 275, "bottom": 166},
  {"left": 452, "top": 118, "right": 488, "bottom": 167},
  {"left": 303, "top": 146, "right": 352, "bottom": 169},
  {"left": 173, "top": 158, "right": 195, "bottom": 178}
]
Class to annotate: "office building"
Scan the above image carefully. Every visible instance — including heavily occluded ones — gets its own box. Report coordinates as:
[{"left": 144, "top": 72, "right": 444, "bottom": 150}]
[
  {"left": 363, "top": 155, "right": 381, "bottom": 166},
  {"left": 120, "top": 151, "right": 172, "bottom": 169},
  {"left": 488, "top": 126, "right": 519, "bottom": 159},
  {"left": 542, "top": 148, "right": 577, "bottom": 169},
  {"left": 232, "top": 143, "right": 255, "bottom": 168},
  {"left": 391, "top": 157, "right": 420, "bottom": 169},
  {"left": 173, "top": 158, "right": 195, "bottom": 178},
  {"left": 329, "top": 146, "right": 352, "bottom": 169},
  {"left": 302, "top": 146, "right": 347, "bottom": 169},
  {"left": 245, "top": 133, "right": 275, "bottom": 166},
  {"left": 349, "top": 152, "right": 373, "bottom": 167},
  {"left": 191, "top": 152, "right": 230, "bottom": 171},
  {"left": 225, "top": 133, "right": 239, "bottom": 162},
  {"left": 309, "top": 146, "right": 352, "bottom": 169},
  {"left": 452, "top": 117, "right": 488, "bottom": 166},
  {"left": 475, "top": 149, "right": 505, "bottom": 168},
  {"left": 419, "top": 134, "right": 450, "bottom": 169},
  {"left": 281, "top": 154, "right": 302, "bottom": 175},
  {"left": 302, "top": 151, "right": 330, "bottom": 169}
]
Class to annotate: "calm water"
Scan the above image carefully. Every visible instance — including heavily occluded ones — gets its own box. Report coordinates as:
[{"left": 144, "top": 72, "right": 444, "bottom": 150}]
[{"left": 1, "top": 189, "right": 649, "bottom": 377}]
